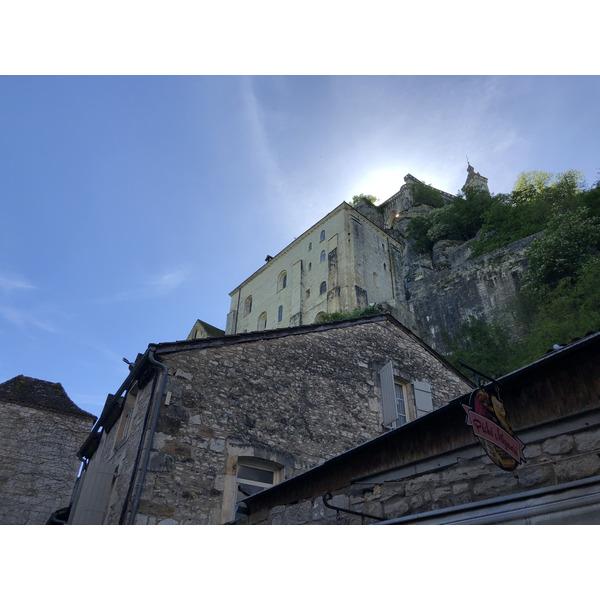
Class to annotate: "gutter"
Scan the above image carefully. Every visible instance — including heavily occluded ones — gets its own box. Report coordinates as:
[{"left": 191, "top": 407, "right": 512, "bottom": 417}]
[
  {"left": 123, "top": 347, "right": 169, "bottom": 525},
  {"left": 77, "top": 347, "right": 153, "bottom": 461}
]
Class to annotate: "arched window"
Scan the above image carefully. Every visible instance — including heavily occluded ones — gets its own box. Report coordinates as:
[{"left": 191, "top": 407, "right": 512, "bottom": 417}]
[
  {"left": 320, "top": 281, "right": 327, "bottom": 295},
  {"left": 320, "top": 230, "right": 326, "bottom": 242},
  {"left": 278, "top": 270, "right": 287, "bottom": 291},
  {"left": 308, "top": 242, "right": 312, "bottom": 251},
  {"left": 308, "top": 262, "right": 312, "bottom": 271},
  {"left": 257, "top": 312, "right": 267, "bottom": 331},
  {"left": 278, "top": 305, "right": 283, "bottom": 322},
  {"left": 320, "top": 250, "right": 326, "bottom": 263},
  {"left": 244, "top": 295, "right": 252, "bottom": 316}
]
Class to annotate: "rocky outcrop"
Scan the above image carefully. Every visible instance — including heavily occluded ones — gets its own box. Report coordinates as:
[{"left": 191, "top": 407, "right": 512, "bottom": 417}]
[
  {"left": 354, "top": 172, "right": 541, "bottom": 353},
  {"left": 407, "top": 234, "right": 541, "bottom": 352}
]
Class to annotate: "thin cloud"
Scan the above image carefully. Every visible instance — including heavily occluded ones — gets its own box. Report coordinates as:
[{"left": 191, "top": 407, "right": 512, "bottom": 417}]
[
  {"left": 0, "top": 275, "right": 36, "bottom": 292},
  {"left": 241, "top": 77, "right": 285, "bottom": 194},
  {"left": 0, "top": 305, "right": 56, "bottom": 332},
  {"left": 101, "top": 265, "right": 190, "bottom": 303}
]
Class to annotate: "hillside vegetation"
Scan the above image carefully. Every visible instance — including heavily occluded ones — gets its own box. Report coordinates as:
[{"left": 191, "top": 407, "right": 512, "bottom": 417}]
[{"left": 407, "top": 170, "right": 600, "bottom": 379}]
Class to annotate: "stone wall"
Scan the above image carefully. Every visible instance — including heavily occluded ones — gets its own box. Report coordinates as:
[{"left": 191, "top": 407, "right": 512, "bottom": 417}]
[
  {"left": 248, "top": 417, "right": 600, "bottom": 525},
  {"left": 88, "top": 317, "right": 472, "bottom": 524},
  {"left": 0, "top": 402, "right": 94, "bottom": 524}
]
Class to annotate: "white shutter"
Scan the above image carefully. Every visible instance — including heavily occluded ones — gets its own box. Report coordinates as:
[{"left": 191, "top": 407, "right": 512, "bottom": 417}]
[
  {"left": 413, "top": 381, "right": 433, "bottom": 417},
  {"left": 379, "top": 361, "right": 397, "bottom": 429}
]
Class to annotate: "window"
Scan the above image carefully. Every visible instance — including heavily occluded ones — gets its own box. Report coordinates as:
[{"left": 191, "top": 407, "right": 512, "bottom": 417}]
[
  {"left": 320, "top": 250, "right": 326, "bottom": 262},
  {"left": 320, "top": 230, "right": 326, "bottom": 241},
  {"left": 306, "top": 289, "right": 310, "bottom": 299},
  {"left": 278, "top": 305, "right": 283, "bottom": 322},
  {"left": 378, "top": 361, "right": 433, "bottom": 430},
  {"left": 234, "top": 458, "right": 283, "bottom": 512},
  {"left": 278, "top": 270, "right": 287, "bottom": 291},
  {"left": 308, "top": 242, "right": 313, "bottom": 251},
  {"left": 394, "top": 382, "right": 407, "bottom": 427},
  {"left": 320, "top": 281, "right": 327, "bottom": 295},
  {"left": 413, "top": 381, "right": 433, "bottom": 417},
  {"left": 257, "top": 312, "right": 267, "bottom": 331},
  {"left": 308, "top": 262, "right": 312, "bottom": 271},
  {"left": 244, "top": 295, "right": 252, "bottom": 316}
]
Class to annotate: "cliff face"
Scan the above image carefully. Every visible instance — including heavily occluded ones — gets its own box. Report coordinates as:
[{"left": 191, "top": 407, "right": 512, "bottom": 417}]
[
  {"left": 405, "top": 233, "right": 540, "bottom": 352},
  {"left": 354, "top": 173, "right": 539, "bottom": 354}
]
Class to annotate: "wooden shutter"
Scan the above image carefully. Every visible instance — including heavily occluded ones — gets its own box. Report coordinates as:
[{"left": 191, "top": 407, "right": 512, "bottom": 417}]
[
  {"left": 413, "top": 381, "right": 433, "bottom": 417},
  {"left": 379, "top": 361, "right": 397, "bottom": 428}
]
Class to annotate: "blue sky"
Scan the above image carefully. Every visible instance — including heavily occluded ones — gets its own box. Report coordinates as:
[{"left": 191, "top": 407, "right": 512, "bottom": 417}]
[{"left": 1, "top": 75, "right": 599, "bottom": 417}]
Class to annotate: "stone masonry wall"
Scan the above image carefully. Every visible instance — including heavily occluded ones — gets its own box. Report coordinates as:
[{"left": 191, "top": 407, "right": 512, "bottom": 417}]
[
  {"left": 0, "top": 403, "right": 93, "bottom": 524},
  {"left": 249, "top": 420, "right": 600, "bottom": 524},
  {"left": 99, "top": 319, "right": 471, "bottom": 524}
]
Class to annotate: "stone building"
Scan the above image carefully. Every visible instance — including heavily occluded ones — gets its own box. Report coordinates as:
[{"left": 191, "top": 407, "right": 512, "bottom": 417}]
[
  {"left": 237, "top": 331, "right": 600, "bottom": 525},
  {"left": 226, "top": 167, "right": 533, "bottom": 353},
  {"left": 226, "top": 200, "right": 419, "bottom": 336},
  {"left": 68, "top": 314, "right": 472, "bottom": 525},
  {"left": 0, "top": 375, "right": 96, "bottom": 525}
]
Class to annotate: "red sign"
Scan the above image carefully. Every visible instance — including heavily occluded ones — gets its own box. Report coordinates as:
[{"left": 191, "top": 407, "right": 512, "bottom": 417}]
[{"left": 463, "top": 387, "right": 526, "bottom": 471}]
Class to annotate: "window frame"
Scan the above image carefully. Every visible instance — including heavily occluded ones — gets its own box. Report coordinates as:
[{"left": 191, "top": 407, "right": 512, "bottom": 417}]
[
  {"left": 257, "top": 312, "right": 268, "bottom": 331},
  {"left": 277, "top": 270, "right": 287, "bottom": 292},
  {"left": 233, "top": 457, "right": 283, "bottom": 517},
  {"left": 244, "top": 295, "right": 253, "bottom": 316}
]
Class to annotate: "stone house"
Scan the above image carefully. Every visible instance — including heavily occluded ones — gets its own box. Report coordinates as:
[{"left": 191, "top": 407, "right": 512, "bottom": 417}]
[
  {"left": 0, "top": 375, "right": 96, "bottom": 525},
  {"left": 68, "top": 313, "right": 472, "bottom": 524},
  {"left": 237, "top": 330, "right": 600, "bottom": 525}
]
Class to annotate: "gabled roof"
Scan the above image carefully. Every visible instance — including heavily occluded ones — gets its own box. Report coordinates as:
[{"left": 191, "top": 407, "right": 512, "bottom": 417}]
[
  {"left": 0, "top": 375, "right": 96, "bottom": 420},
  {"left": 187, "top": 319, "right": 225, "bottom": 340}
]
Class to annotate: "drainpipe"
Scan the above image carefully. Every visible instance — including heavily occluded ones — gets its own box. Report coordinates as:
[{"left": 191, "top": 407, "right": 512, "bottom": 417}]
[
  {"left": 125, "top": 347, "right": 169, "bottom": 525},
  {"left": 117, "top": 366, "right": 159, "bottom": 525}
]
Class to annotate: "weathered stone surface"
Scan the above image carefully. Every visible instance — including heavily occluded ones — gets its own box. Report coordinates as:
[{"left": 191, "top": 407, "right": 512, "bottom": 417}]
[
  {"left": 255, "top": 423, "right": 600, "bottom": 525},
  {"left": 88, "top": 317, "right": 472, "bottom": 525},
  {"left": 0, "top": 387, "right": 95, "bottom": 525},
  {"left": 542, "top": 435, "right": 574, "bottom": 455}
]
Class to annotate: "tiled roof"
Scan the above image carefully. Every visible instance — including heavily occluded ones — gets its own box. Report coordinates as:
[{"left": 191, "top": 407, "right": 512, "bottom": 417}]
[{"left": 0, "top": 375, "right": 96, "bottom": 420}]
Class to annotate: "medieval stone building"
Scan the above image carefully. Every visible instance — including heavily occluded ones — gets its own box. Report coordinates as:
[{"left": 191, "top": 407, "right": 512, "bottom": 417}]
[
  {"left": 0, "top": 375, "right": 96, "bottom": 524},
  {"left": 68, "top": 314, "right": 472, "bottom": 524},
  {"left": 226, "top": 167, "right": 529, "bottom": 353}
]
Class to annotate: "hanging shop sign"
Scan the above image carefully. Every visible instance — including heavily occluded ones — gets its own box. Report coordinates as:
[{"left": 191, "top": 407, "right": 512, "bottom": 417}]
[{"left": 463, "top": 386, "right": 526, "bottom": 471}]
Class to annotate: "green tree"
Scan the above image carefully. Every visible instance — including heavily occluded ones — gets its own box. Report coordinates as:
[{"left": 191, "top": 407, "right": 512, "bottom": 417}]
[
  {"left": 351, "top": 194, "right": 379, "bottom": 207},
  {"left": 411, "top": 181, "right": 445, "bottom": 208},
  {"left": 523, "top": 207, "right": 600, "bottom": 291},
  {"left": 443, "top": 318, "right": 513, "bottom": 379}
]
